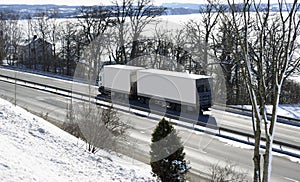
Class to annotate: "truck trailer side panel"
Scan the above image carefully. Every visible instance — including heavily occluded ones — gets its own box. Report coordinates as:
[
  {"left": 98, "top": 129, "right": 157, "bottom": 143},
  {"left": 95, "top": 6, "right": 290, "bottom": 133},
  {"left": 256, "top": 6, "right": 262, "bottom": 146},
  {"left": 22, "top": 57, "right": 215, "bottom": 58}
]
[
  {"left": 103, "top": 65, "right": 144, "bottom": 93},
  {"left": 137, "top": 69, "right": 198, "bottom": 106}
]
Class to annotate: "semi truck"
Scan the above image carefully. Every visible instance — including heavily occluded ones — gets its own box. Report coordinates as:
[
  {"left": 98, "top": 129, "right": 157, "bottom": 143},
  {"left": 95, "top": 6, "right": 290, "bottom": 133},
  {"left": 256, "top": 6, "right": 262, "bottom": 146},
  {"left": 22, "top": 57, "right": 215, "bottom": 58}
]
[{"left": 98, "top": 65, "right": 212, "bottom": 114}]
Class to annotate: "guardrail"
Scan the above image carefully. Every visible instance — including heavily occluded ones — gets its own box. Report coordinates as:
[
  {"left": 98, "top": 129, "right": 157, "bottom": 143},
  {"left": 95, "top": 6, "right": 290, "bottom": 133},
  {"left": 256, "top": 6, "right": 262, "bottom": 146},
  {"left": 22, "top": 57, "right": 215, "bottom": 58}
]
[
  {"left": 0, "top": 72, "right": 299, "bottom": 159},
  {"left": 95, "top": 96, "right": 300, "bottom": 158},
  {"left": 224, "top": 105, "right": 300, "bottom": 126}
]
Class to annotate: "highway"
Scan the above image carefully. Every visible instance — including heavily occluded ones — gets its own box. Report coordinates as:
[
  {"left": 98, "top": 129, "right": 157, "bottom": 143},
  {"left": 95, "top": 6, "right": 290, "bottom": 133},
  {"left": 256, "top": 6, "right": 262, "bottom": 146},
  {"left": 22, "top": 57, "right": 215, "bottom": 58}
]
[
  {"left": 211, "top": 109, "right": 300, "bottom": 148},
  {"left": 1, "top": 67, "right": 299, "bottom": 148},
  {"left": 0, "top": 67, "right": 99, "bottom": 97},
  {"left": 0, "top": 69, "right": 300, "bottom": 181}
]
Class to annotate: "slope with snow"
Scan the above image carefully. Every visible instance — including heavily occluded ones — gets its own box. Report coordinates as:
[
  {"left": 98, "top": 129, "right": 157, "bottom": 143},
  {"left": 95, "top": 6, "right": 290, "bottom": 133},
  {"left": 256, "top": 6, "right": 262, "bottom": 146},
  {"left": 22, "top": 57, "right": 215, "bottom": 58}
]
[
  {"left": 0, "top": 98, "right": 155, "bottom": 182},
  {"left": 237, "top": 105, "right": 300, "bottom": 120}
]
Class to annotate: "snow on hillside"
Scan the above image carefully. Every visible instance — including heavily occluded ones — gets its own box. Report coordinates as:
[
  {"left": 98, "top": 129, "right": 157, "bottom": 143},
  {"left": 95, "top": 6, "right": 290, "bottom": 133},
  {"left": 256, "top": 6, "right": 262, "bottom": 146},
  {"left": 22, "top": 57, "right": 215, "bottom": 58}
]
[{"left": 0, "top": 98, "right": 155, "bottom": 182}]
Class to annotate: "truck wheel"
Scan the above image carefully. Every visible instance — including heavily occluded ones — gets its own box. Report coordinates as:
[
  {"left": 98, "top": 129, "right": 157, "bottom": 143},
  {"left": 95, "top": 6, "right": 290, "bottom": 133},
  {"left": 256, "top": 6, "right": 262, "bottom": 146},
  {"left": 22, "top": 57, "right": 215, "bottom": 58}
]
[
  {"left": 199, "top": 109, "right": 203, "bottom": 115},
  {"left": 98, "top": 86, "right": 105, "bottom": 93},
  {"left": 169, "top": 103, "right": 175, "bottom": 110},
  {"left": 145, "top": 98, "right": 150, "bottom": 105},
  {"left": 139, "top": 97, "right": 145, "bottom": 104}
]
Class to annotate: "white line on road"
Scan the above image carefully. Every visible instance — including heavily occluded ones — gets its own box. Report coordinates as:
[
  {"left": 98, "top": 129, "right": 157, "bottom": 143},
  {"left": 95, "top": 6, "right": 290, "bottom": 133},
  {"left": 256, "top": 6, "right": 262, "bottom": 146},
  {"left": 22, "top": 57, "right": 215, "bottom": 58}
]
[{"left": 284, "top": 177, "right": 299, "bottom": 182}]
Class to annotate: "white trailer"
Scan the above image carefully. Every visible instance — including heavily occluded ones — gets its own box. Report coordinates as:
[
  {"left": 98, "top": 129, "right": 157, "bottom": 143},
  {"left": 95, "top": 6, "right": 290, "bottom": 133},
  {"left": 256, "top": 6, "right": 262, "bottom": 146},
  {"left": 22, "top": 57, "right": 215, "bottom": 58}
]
[
  {"left": 99, "top": 65, "right": 144, "bottom": 98},
  {"left": 136, "top": 69, "right": 212, "bottom": 111},
  {"left": 98, "top": 65, "right": 212, "bottom": 113}
]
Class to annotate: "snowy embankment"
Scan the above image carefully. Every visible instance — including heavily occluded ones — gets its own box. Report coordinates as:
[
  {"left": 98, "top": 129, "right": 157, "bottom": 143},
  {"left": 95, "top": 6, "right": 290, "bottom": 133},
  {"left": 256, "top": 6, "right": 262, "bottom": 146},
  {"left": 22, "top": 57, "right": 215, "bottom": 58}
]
[
  {"left": 290, "top": 75, "right": 300, "bottom": 84},
  {"left": 0, "top": 98, "right": 155, "bottom": 182},
  {"left": 236, "top": 105, "right": 300, "bottom": 120}
]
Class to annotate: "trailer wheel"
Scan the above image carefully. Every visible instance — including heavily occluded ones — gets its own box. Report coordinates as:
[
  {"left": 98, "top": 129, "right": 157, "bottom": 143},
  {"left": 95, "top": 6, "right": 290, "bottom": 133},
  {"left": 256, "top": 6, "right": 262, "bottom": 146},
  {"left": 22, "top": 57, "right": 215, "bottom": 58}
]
[{"left": 203, "top": 107, "right": 210, "bottom": 111}]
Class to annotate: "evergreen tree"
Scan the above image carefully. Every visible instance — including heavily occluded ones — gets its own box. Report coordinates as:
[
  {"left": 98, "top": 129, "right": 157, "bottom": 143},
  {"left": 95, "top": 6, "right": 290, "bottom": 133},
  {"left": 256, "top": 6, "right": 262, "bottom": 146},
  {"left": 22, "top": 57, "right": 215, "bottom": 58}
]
[{"left": 150, "top": 118, "right": 189, "bottom": 182}]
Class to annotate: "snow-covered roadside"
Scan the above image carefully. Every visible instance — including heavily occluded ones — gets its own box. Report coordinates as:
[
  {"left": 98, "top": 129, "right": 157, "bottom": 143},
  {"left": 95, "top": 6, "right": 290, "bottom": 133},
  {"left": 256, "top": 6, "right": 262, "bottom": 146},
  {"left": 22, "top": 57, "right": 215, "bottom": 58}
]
[
  {"left": 0, "top": 98, "right": 155, "bottom": 182},
  {"left": 290, "top": 75, "right": 300, "bottom": 84},
  {"left": 236, "top": 105, "right": 300, "bottom": 120}
]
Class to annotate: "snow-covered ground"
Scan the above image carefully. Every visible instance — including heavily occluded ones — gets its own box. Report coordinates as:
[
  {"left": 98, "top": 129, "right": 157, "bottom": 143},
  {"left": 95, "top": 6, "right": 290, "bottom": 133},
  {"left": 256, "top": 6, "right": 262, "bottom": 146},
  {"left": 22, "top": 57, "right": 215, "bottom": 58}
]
[
  {"left": 0, "top": 98, "right": 155, "bottom": 182},
  {"left": 237, "top": 105, "right": 300, "bottom": 120},
  {"left": 290, "top": 75, "right": 300, "bottom": 84}
]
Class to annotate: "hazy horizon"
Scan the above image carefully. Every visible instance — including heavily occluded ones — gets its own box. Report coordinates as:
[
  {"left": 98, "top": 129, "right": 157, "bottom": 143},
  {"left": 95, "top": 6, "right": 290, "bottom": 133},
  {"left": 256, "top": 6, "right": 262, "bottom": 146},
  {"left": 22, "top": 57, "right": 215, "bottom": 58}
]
[
  {"left": 0, "top": 0, "right": 208, "bottom": 6},
  {"left": 0, "top": 0, "right": 296, "bottom": 7}
]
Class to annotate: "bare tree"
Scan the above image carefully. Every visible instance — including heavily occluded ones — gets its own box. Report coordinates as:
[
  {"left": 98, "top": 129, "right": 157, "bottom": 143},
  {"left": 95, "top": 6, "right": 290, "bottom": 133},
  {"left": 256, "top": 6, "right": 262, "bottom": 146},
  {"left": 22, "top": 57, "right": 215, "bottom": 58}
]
[
  {"left": 213, "top": 1, "right": 300, "bottom": 181},
  {"left": 0, "top": 10, "right": 22, "bottom": 65},
  {"left": 209, "top": 161, "right": 248, "bottom": 182},
  {"left": 32, "top": 10, "right": 51, "bottom": 71},
  {"left": 101, "top": 106, "right": 129, "bottom": 138},
  {"left": 70, "top": 103, "right": 129, "bottom": 153},
  {"left": 280, "top": 79, "right": 300, "bottom": 104},
  {"left": 128, "top": 0, "right": 166, "bottom": 60},
  {"left": 75, "top": 6, "right": 115, "bottom": 78},
  {"left": 0, "top": 11, "right": 9, "bottom": 63},
  {"left": 23, "top": 13, "right": 34, "bottom": 69},
  {"left": 158, "top": 30, "right": 187, "bottom": 71},
  {"left": 110, "top": 0, "right": 166, "bottom": 64},
  {"left": 76, "top": 6, "right": 114, "bottom": 46},
  {"left": 184, "top": 2, "right": 223, "bottom": 73},
  {"left": 110, "top": 0, "right": 132, "bottom": 64},
  {"left": 6, "top": 13, "right": 22, "bottom": 66},
  {"left": 47, "top": 8, "right": 61, "bottom": 73},
  {"left": 212, "top": 19, "right": 250, "bottom": 105},
  {"left": 59, "top": 21, "right": 79, "bottom": 76}
]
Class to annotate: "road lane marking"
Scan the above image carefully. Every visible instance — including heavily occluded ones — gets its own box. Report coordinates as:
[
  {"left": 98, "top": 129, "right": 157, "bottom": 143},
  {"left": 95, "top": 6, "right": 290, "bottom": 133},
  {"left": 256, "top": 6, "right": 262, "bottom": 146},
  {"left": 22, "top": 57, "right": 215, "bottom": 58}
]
[{"left": 284, "top": 177, "right": 299, "bottom": 182}]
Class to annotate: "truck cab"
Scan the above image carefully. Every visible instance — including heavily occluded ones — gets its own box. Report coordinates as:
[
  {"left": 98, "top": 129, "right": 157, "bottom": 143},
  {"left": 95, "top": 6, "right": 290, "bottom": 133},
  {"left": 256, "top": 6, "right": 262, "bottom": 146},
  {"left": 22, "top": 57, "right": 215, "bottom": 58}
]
[{"left": 196, "top": 78, "right": 212, "bottom": 111}]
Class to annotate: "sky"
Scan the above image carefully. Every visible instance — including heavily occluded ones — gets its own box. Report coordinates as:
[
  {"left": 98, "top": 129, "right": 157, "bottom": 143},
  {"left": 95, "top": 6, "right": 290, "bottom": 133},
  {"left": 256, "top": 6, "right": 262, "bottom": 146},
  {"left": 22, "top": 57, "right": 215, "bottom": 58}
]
[
  {"left": 0, "top": 0, "right": 206, "bottom": 6},
  {"left": 0, "top": 0, "right": 296, "bottom": 6}
]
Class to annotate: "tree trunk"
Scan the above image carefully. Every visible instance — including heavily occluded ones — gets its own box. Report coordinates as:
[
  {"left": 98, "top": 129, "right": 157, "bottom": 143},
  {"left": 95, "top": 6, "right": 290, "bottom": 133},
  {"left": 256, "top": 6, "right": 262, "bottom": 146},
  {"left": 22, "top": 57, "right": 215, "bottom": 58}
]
[
  {"left": 262, "top": 135, "right": 273, "bottom": 182},
  {"left": 262, "top": 85, "right": 280, "bottom": 181},
  {"left": 253, "top": 116, "right": 262, "bottom": 182}
]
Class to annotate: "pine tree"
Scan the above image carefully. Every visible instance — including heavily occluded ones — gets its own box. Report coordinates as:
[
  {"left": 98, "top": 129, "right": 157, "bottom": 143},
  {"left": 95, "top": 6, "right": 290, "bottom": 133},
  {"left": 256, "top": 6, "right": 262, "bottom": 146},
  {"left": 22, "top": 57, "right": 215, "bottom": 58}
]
[{"left": 150, "top": 118, "right": 189, "bottom": 182}]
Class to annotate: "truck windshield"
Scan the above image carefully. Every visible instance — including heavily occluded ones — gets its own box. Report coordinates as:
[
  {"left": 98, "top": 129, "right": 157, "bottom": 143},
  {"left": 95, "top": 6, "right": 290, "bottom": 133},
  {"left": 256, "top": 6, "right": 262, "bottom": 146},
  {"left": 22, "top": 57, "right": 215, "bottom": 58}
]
[{"left": 197, "top": 84, "right": 210, "bottom": 93}]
